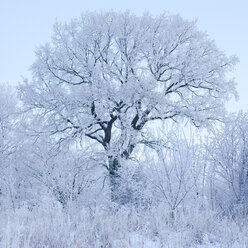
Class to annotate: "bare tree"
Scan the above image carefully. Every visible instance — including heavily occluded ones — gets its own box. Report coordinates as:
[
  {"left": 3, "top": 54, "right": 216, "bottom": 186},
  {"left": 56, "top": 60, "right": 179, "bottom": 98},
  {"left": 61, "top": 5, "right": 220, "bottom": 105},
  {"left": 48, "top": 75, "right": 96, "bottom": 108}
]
[
  {"left": 209, "top": 112, "right": 248, "bottom": 213},
  {"left": 0, "top": 83, "right": 18, "bottom": 210},
  {"left": 143, "top": 127, "right": 204, "bottom": 219},
  {"left": 18, "top": 11, "right": 237, "bottom": 202}
]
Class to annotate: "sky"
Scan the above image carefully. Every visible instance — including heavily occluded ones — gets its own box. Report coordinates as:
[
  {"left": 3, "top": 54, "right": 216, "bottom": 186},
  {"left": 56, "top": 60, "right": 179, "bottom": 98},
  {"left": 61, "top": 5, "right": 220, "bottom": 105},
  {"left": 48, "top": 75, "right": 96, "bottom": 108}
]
[{"left": 0, "top": 0, "right": 247, "bottom": 112}]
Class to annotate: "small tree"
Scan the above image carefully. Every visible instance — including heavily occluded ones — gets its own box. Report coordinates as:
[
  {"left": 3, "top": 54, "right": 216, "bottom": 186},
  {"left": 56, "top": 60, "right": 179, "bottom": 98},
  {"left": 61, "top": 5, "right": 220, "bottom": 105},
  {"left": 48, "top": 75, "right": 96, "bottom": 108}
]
[
  {"left": 15, "top": 132, "right": 106, "bottom": 208},
  {"left": 0, "top": 83, "right": 18, "bottom": 210},
  {"left": 142, "top": 126, "right": 204, "bottom": 219},
  {"left": 209, "top": 112, "right": 248, "bottom": 213},
  {"left": 19, "top": 11, "right": 237, "bottom": 202}
]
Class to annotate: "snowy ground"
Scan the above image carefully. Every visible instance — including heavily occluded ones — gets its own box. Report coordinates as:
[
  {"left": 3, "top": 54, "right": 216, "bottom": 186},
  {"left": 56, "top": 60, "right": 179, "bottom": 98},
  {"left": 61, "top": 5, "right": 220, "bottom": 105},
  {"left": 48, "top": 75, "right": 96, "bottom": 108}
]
[{"left": 1, "top": 205, "right": 248, "bottom": 247}]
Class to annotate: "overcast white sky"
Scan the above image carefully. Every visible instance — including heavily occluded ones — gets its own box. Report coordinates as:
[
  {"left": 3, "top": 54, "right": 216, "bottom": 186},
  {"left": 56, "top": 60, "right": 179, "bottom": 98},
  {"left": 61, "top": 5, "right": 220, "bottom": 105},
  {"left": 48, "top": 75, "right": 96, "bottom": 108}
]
[{"left": 0, "top": 0, "right": 247, "bottom": 111}]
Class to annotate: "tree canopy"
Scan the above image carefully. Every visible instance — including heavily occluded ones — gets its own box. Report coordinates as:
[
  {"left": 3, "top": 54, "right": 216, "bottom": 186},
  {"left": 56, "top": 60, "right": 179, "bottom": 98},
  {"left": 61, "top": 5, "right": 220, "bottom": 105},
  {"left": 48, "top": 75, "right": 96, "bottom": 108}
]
[{"left": 19, "top": 11, "right": 237, "bottom": 202}]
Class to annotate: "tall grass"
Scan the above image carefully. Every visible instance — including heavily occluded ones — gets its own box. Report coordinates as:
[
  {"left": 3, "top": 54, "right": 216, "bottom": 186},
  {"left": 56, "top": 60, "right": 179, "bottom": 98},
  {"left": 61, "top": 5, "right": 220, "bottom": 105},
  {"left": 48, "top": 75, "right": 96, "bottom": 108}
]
[{"left": 1, "top": 203, "right": 248, "bottom": 247}]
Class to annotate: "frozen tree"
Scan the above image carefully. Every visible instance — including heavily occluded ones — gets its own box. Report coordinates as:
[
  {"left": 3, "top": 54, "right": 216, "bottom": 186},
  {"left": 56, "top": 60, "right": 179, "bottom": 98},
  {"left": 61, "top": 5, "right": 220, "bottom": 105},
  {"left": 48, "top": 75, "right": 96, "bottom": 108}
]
[
  {"left": 142, "top": 127, "right": 204, "bottom": 219},
  {"left": 0, "top": 84, "right": 16, "bottom": 156},
  {"left": 10, "top": 123, "right": 107, "bottom": 208},
  {"left": 18, "top": 11, "right": 237, "bottom": 202},
  {"left": 0, "top": 83, "right": 18, "bottom": 209},
  {"left": 209, "top": 112, "right": 248, "bottom": 213}
]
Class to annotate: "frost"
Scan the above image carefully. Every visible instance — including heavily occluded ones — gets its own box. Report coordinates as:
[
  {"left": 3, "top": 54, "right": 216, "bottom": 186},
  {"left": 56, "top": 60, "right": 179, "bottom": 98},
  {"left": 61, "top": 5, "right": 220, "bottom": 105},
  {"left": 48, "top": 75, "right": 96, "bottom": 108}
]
[{"left": 0, "top": 11, "right": 245, "bottom": 248}]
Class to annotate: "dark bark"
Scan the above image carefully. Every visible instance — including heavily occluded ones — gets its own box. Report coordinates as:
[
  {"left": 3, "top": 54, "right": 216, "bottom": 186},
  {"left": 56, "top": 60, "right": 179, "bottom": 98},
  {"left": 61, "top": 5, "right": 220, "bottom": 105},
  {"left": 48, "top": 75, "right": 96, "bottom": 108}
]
[
  {"left": 108, "top": 155, "right": 120, "bottom": 202},
  {"left": 108, "top": 155, "right": 132, "bottom": 205},
  {"left": 88, "top": 105, "right": 142, "bottom": 204}
]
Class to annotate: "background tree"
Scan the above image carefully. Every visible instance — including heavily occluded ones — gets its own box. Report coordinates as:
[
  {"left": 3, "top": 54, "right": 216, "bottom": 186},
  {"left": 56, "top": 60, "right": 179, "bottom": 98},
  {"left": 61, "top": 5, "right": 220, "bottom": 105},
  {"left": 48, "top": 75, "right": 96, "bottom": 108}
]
[
  {"left": 19, "top": 11, "right": 237, "bottom": 202},
  {"left": 0, "top": 83, "right": 19, "bottom": 210},
  {"left": 209, "top": 112, "right": 248, "bottom": 214},
  {"left": 20, "top": 135, "right": 107, "bottom": 208},
  {"left": 141, "top": 126, "right": 204, "bottom": 219}
]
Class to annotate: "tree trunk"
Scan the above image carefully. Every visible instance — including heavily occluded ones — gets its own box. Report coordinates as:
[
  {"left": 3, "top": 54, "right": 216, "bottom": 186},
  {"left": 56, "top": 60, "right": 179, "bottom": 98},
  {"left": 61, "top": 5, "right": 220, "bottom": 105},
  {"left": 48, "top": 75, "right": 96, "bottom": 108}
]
[
  {"left": 108, "top": 155, "right": 131, "bottom": 205},
  {"left": 107, "top": 136, "right": 136, "bottom": 204},
  {"left": 108, "top": 155, "right": 119, "bottom": 202}
]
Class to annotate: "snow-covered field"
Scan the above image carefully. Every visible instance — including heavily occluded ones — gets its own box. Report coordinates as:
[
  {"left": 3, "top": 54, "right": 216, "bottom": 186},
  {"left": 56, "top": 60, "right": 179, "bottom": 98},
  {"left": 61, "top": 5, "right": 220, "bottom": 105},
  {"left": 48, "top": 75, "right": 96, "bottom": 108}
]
[{"left": 1, "top": 205, "right": 248, "bottom": 247}]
